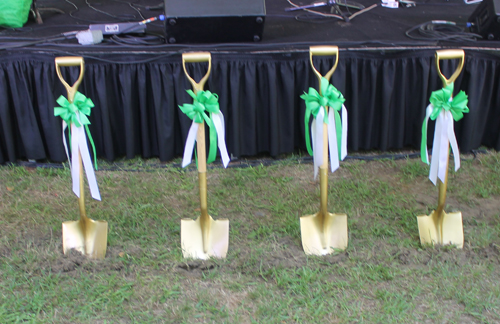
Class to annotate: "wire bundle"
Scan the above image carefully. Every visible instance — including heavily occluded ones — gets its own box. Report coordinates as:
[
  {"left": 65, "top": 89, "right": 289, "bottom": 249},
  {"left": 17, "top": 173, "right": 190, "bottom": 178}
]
[
  {"left": 286, "top": 0, "right": 377, "bottom": 22},
  {"left": 405, "top": 20, "right": 482, "bottom": 42}
]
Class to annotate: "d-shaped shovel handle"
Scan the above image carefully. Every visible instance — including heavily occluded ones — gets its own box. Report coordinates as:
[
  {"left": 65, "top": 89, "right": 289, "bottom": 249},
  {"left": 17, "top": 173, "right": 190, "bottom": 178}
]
[
  {"left": 181, "top": 52, "right": 212, "bottom": 241},
  {"left": 433, "top": 49, "right": 464, "bottom": 218},
  {"left": 182, "top": 52, "right": 212, "bottom": 94},
  {"left": 55, "top": 56, "right": 85, "bottom": 103},
  {"left": 181, "top": 52, "right": 212, "bottom": 174},
  {"left": 308, "top": 46, "right": 339, "bottom": 220},
  {"left": 55, "top": 56, "right": 88, "bottom": 221},
  {"left": 435, "top": 49, "right": 464, "bottom": 88},
  {"left": 310, "top": 46, "right": 339, "bottom": 93}
]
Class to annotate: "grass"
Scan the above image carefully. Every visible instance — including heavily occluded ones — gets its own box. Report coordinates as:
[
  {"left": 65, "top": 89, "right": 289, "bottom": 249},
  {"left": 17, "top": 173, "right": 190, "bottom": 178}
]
[{"left": 0, "top": 151, "right": 499, "bottom": 323}]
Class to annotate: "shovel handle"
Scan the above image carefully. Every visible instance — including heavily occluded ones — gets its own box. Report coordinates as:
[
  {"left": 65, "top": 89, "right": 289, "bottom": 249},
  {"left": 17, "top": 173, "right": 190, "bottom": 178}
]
[
  {"left": 309, "top": 46, "right": 339, "bottom": 91},
  {"left": 182, "top": 52, "right": 212, "bottom": 174},
  {"left": 55, "top": 56, "right": 85, "bottom": 103},
  {"left": 182, "top": 52, "right": 212, "bottom": 94},
  {"left": 435, "top": 49, "right": 464, "bottom": 88},
  {"left": 309, "top": 47, "right": 339, "bottom": 222},
  {"left": 434, "top": 49, "right": 464, "bottom": 218},
  {"left": 182, "top": 53, "right": 212, "bottom": 238},
  {"left": 309, "top": 45, "right": 340, "bottom": 168}
]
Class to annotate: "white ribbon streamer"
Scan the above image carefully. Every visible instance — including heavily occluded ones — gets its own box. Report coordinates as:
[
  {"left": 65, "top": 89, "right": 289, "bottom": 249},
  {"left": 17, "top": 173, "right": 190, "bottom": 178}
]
[
  {"left": 340, "top": 104, "right": 348, "bottom": 161},
  {"left": 424, "top": 104, "right": 461, "bottom": 185},
  {"left": 423, "top": 104, "right": 433, "bottom": 165},
  {"left": 311, "top": 108, "right": 324, "bottom": 179},
  {"left": 182, "top": 121, "right": 199, "bottom": 168},
  {"left": 61, "top": 120, "right": 70, "bottom": 171},
  {"left": 181, "top": 111, "right": 230, "bottom": 168},
  {"left": 328, "top": 109, "right": 339, "bottom": 173},
  {"left": 311, "top": 106, "right": 348, "bottom": 179},
  {"left": 70, "top": 119, "right": 101, "bottom": 200},
  {"left": 211, "top": 112, "right": 230, "bottom": 168}
]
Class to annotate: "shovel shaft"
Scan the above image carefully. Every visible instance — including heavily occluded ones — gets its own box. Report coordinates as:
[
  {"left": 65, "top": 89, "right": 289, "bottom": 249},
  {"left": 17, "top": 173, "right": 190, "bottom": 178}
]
[
  {"left": 436, "top": 168, "right": 448, "bottom": 216},
  {"left": 432, "top": 50, "right": 464, "bottom": 240},
  {"left": 77, "top": 150, "right": 89, "bottom": 229},
  {"left": 182, "top": 52, "right": 214, "bottom": 255},
  {"left": 199, "top": 172, "right": 210, "bottom": 253},
  {"left": 309, "top": 46, "right": 339, "bottom": 234},
  {"left": 319, "top": 122, "right": 329, "bottom": 218},
  {"left": 316, "top": 124, "right": 331, "bottom": 250},
  {"left": 433, "top": 49, "right": 463, "bottom": 229},
  {"left": 197, "top": 122, "right": 210, "bottom": 253},
  {"left": 56, "top": 57, "right": 90, "bottom": 231}
]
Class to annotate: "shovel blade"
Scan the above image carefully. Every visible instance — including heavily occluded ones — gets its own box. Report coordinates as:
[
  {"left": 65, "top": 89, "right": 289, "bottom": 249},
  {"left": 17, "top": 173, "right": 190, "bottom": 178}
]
[
  {"left": 300, "top": 212, "right": 348, "bottom": 255},
  {"left": 181, "top": 216, "right": 229, "bottom": 260},
  {"left": 62, "top": 219, "right": 108, "bottom": 259},
  {"left": 417, "top": 210, "right": 463, "bottom": 248}
]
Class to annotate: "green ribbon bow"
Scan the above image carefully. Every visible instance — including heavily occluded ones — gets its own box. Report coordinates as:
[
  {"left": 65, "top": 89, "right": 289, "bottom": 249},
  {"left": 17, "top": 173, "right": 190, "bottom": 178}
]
[
  {"left": 428, "top": 83, "right": 469, "bottom": 121},
  {"left": 300, "top": 77, "right": 345, "bottom": 157},
  {"left": 54, "top": 91, "right": 97, "bottom": 170},
  {"left": 420, "top": 82, "right": 469, "bottom": 163},
  {"left": 179, "top": 89, "right": 221, "bottom": 164}
]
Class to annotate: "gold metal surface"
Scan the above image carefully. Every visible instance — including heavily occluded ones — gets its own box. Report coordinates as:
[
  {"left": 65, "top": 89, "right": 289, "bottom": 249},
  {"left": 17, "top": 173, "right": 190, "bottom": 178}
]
[
  {"left": 309, "top": 45, "right": 339, "bottom": 86},
  {"left": 57, "top": 56, "right": 108, "bottom": 259},
  {"left": 300, "top": 46, "right": 348, "bottom": 255},
  {"left": 62, "top": 155, "right": 108, "bottom": 258},
  {"left": 182, "top": 52, "right": 211, "bottom": 93},
  {"left": 435, "top": 49, "right": 464, "bottom": 87},
  {"left": 55, "top": 56, "right": 85, "bottom": 103},
  {"left": 417, "top": 165, "right": 463, "bottom": 248},
  {"left": 180, "top": 52, "right": 229, "bottom": 259},
  {"left": 417, "top": 49, "right": 465, "bottom": 249}
]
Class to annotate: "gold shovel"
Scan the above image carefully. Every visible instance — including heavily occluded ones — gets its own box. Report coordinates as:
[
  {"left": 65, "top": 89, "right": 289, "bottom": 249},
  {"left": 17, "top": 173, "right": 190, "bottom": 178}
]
[
  {"left": 180, "top": 52, "right": 229, "bottom": 260},
  {"left": 417, "top": 49, "right": 465, "bottom": 249},
  {"left": 56, "top": 57, "right": 108, "bottom": 259},
  {"left": 300, "top": 46, "right": 348, "bottom": 255}
]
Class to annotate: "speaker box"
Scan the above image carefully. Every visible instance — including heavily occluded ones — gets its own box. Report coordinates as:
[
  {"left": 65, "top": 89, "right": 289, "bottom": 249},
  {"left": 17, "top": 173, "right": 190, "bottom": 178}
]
[
  {"left": 468, "top": 0, "right": 500, "bottom": 40},
  {"left": 164, "top": 0, "right": 266, "bottom": 44}
]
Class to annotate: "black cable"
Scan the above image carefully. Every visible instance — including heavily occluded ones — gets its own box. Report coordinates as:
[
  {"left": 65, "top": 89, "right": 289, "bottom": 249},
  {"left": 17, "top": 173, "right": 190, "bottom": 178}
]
[
  {"left": 0, "top": 25, "right": 86, "bottom": 37},
  {"left": 4, "top": 47, "right": 179, "bottom": 64},
  {"left": 0, "top": 35, "right": 75, "bottom": 51},
  {"left": 406, "top": 21, "right": 482, "bottom": 42},
  {"left": 109, "top": 0, "right": 146, "bottom": 20},
  {"left": 109, "top": 34, "right": 165, "bottom": 46},
  {"left": 8, "top": 36, "right": 437, "bottom": 57},
  {"left": 65, "top": 0, "right": 140, "bottom": 23},
  {"left": 295, "top": 12, "right": 340, "bottom": 23},
  {"left": 84, "top": 0, "right": 136, "bottom": 20}
]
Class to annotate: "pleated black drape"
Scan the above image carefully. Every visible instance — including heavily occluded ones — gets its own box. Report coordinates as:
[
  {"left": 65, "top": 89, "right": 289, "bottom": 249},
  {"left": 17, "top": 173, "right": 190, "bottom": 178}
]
[{"left": 0, "top": 49, "right": 499, "bottom": 164}]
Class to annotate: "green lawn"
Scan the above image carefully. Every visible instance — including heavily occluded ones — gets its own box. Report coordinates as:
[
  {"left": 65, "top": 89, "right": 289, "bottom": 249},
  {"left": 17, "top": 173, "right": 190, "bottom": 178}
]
[{"left": 1, "top": 152, "right": 499, "bottom": 323}]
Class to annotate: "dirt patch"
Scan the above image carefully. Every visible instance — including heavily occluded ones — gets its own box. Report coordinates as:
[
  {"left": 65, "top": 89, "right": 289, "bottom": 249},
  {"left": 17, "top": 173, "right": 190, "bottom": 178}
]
[
  {"left": 391, "top": 243, "right": 500, "bottom": 268},
  {"left": 48, "top": 246, "right": 128, "bottom": 274},
  {"left": 51, "top": 249, "right": 89, "bottom": 273},
  {"left": 0, "top": 246, "right": 11, "bottom": 258},
  {"left": 175, "top": 260, "right": 218, "bottom": 279},
  {"left": 0, "top": 228, "right": 131, "bottom": 275}
]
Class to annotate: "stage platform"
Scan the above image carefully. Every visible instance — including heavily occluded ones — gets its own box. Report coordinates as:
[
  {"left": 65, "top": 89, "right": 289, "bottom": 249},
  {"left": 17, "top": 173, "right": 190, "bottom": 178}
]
[{"left": 0, "top": 0, "right": 499, "bottom": 164}]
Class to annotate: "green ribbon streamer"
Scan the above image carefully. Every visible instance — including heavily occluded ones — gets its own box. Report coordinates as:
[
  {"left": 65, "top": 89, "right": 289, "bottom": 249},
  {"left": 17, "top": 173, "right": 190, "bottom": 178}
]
[
  {"left": 300, "top": 77, "right": 345, "bottom": 157},
  {"left": 420, "top": 82, "right": 469, "bottom": 163},
  {"left": 54, "top": 91, "right": 98, "bottom": 170},
  {"left": 179, "top": 89, "right": 221, "bottom": 164}
]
